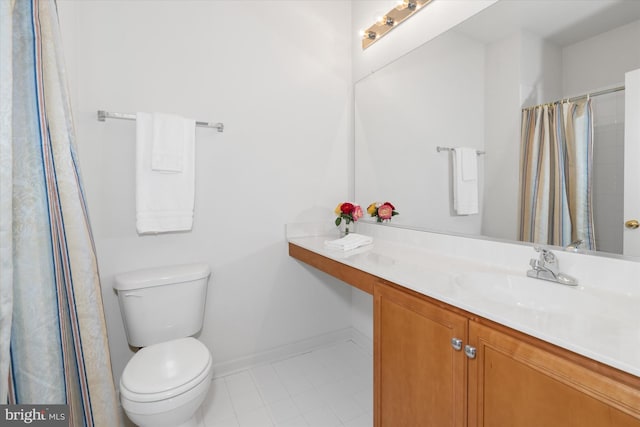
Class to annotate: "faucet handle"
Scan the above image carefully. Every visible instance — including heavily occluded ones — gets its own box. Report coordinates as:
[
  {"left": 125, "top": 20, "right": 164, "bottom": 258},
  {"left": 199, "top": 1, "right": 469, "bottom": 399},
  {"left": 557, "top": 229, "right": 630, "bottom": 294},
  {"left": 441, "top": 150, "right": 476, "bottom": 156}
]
[{"left": 533, "top": 246, "right": 557, "bottom": 265}]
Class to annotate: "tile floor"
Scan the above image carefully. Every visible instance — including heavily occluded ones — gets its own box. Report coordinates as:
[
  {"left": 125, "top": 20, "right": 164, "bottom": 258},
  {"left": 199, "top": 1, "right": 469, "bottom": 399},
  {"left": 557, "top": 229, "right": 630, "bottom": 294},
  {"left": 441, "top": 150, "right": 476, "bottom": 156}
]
[{"left": 198, "top": 339, "right": 373, "bottom": 427}]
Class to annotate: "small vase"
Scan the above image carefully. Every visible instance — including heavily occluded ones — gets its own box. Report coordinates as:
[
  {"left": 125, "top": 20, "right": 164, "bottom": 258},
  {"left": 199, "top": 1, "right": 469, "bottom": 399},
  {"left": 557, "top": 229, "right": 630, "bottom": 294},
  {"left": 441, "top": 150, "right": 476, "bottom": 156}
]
[{"left": 339, "top": 220, "right": 356, "bottom": 237}]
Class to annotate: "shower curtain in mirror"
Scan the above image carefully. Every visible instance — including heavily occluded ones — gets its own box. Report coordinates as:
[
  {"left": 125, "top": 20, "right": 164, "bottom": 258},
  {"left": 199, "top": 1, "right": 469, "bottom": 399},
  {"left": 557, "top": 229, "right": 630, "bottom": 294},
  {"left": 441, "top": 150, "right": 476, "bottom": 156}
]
[
  {"left": 0, "top": 1, "right": 120, "bottom": 425},
  {"left": 519, "top": 99, "right": 596, "bottom": 250}
]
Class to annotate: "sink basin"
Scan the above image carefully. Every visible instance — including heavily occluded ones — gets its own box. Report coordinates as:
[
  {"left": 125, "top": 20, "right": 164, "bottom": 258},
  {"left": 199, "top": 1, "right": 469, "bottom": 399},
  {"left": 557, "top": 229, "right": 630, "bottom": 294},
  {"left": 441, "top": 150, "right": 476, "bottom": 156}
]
[
  {"left": 453, "top": 272, "right": 590, "bottom": 314},
  {"left": 453, "top": 272, "right": 640, "bottom": 351}
]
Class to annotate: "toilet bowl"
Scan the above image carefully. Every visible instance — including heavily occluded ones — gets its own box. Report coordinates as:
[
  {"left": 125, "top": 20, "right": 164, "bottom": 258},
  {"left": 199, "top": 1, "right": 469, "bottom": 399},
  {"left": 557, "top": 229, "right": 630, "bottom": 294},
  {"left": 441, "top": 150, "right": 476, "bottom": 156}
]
[
  {"left": 120, "top": 338, "right": 212, "bottom": 427},
  {"left": 113, "top": 264, "right": 212, "bottom": 427}
]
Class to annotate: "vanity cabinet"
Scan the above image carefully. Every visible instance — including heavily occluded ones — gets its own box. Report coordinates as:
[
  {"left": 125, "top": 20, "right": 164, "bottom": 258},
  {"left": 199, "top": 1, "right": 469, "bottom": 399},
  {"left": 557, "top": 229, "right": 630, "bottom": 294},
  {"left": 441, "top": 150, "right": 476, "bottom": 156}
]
[
  {"left": 374, "top": 279, "right": 640, "bottom": 427},
  {"left": 288, "top": 243, "right": 640, "bottom": 427},
  {"left": 468, "top": 322, "right": 640, "bottom": 427},
  {"left": 375, "top": 283, "right": 467, "bottom": 427}
]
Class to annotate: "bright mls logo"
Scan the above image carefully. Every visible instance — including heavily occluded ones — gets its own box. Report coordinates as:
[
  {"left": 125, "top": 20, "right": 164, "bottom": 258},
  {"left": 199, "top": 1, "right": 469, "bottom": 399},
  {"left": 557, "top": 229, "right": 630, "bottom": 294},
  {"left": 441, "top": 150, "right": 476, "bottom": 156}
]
[{"left": 1, "top": 405, "right": 69, "bottom": 426}]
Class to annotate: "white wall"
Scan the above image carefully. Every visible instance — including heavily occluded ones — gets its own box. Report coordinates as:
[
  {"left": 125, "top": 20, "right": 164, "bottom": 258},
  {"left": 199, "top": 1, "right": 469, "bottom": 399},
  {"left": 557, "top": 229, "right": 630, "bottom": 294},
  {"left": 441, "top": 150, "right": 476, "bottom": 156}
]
[
  {"left": 520, "top": 32, "right": 563, "bottom": 108},
  {"left": 57, "top": 0, "right": 355, "bottom": 384},
  {"left": 351, "top": 288, "right": 373, "bottom": 343},
  {"left": 562, "top": 20, "right": 640, "bottom": 96},
  {"left": 482, "top": 34, "right": 521, "bottom": 241}
]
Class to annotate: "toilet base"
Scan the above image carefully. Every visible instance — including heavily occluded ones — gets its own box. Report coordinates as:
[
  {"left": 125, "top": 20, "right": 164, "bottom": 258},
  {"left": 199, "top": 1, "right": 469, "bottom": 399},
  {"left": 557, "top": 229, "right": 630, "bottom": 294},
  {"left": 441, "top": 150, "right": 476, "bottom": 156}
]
[
  {"left": 121, "top": 370, "right": 211, "bottom": 427},
  {"left": 124, "top": 409, "right": 203, "bottom": 427}
]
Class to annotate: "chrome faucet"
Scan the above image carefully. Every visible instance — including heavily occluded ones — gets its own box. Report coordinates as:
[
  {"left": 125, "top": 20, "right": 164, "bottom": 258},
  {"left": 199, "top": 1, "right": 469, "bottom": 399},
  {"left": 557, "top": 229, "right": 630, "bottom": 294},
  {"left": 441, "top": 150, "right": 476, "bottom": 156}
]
[
  {"left": 527, "top": 246, "right": 578, "bottom": 286},
  {"left": 565, "top": 239, "right": 584, "bottom": 252}
]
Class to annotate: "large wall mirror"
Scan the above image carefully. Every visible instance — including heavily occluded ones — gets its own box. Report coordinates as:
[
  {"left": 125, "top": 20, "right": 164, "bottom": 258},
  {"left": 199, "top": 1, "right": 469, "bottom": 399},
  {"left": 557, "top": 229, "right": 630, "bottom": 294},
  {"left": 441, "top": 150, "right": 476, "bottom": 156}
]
[{"left": 355, "top": 0, "right": 640, "bottom": 258}]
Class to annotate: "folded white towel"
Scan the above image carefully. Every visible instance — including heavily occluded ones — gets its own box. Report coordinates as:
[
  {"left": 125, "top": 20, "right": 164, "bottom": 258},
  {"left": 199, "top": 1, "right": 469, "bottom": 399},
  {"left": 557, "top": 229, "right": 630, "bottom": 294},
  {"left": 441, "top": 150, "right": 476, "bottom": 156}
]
[
  {"left": 452, "top": 147, "right": 478, "bottom": 215},
  {"left": 324, "top": 233, "right": 373, "bottom": 251},
  {"left": 151, "top": 112, "right": 188, "bottom": 172},
  {"left": 136, "top": 112, "right": 196, "bottom": 234},
  {"left": 461, "top": 147, "right": 477, "bottom": 181}
]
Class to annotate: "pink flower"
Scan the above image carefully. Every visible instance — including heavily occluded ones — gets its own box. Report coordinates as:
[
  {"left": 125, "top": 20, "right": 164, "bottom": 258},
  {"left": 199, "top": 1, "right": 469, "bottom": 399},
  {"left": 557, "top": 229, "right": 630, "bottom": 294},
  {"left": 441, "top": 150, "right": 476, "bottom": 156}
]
[
  {"left": 352, "top": 205, "right": 363, "bottom": 221},
  {"left": 377, "top": 204, "right": 393, "bottom": 220}
]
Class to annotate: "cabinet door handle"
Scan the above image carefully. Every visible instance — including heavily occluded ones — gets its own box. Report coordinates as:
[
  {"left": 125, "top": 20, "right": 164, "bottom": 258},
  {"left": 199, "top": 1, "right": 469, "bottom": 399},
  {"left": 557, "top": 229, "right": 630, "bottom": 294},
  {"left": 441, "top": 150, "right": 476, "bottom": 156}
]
[
  {"left": 464, "top": 345, "right": 476, "bottom": 359},
  {"left": 451, "top": 338, "right": 463, "bottom": 351}
]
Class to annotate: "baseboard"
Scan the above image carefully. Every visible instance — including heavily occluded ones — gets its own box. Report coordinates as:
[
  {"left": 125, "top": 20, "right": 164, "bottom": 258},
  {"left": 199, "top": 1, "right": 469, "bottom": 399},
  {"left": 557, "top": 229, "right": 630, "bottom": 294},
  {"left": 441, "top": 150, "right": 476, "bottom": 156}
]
[
  {"left": 211, "top": 327, "right": 355, "bottom": 378},
  {"left": 350, "top": 327, "right": 373, "bottom": 356}
]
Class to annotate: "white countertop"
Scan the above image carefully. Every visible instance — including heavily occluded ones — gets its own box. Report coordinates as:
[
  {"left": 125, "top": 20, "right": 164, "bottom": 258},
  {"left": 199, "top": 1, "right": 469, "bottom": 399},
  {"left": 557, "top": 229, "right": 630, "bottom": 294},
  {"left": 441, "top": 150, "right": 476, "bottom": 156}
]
[{"left": 289, "top": 233, "right": 640, "bottom": 378}]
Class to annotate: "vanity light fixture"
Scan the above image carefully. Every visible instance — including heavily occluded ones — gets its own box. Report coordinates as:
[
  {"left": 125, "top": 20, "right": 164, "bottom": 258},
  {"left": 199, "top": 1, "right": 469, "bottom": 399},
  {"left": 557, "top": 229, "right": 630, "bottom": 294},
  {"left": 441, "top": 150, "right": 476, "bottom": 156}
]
[{"left": 361, "top": 0, "right": 433, "bottom": 49}]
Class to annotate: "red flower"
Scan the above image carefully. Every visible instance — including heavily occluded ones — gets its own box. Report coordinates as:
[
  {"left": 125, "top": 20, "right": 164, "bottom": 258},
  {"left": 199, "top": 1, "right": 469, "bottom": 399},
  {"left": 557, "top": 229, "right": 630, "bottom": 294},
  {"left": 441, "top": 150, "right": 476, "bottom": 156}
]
[
  {"left": 383, "top": 202, "right": 395, "bottom": 210},
  {"left": 340, "top": 202, "right": 355, "bottom": 215}
]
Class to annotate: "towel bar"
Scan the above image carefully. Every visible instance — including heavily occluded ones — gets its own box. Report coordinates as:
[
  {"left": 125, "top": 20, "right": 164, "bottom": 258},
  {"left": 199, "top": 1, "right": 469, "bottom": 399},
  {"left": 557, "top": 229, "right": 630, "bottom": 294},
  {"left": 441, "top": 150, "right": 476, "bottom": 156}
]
[
  {"left": 436, "top": 146, "right": 485, "bottom": 155},
  {"left": 97, "top": 110, "right": 224, "bottom": 132}
]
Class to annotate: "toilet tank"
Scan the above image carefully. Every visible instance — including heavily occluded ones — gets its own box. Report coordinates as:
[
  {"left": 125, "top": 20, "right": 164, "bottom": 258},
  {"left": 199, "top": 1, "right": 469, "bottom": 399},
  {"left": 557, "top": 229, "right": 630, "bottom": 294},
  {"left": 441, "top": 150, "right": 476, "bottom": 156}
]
[{"left": 114, "top": 263, "right": 210, "bottom": 347}]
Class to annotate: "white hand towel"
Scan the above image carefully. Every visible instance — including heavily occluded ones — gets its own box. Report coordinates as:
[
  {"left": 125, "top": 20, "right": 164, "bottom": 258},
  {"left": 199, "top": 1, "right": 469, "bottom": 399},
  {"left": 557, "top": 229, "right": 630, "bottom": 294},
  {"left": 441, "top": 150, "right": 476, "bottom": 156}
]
[
  {"left": 324, "top": 233, "right": 373, "bottom": 251},
  {"left": 453, "top": 147, "right": 479, "bottom": 215},
  {"left": 136, "top": 112, "right": 196, "bottom": 234},
  {"left": 461, "top": 147, "right": 478, "bottom": 181},
  {"left": 151, "top": 112, "right": 188, "bottom": 172}
]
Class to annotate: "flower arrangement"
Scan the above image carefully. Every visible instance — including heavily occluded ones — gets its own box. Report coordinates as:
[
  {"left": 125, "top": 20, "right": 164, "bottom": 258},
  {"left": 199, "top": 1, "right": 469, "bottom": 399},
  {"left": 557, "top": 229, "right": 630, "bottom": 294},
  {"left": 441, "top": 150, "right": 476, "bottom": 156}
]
[
  {"left": 334, "top": 202, "right": 363, "bottom": 235},
  {"left": 367, "top": 202, "right": 399, "bottom": 222}
]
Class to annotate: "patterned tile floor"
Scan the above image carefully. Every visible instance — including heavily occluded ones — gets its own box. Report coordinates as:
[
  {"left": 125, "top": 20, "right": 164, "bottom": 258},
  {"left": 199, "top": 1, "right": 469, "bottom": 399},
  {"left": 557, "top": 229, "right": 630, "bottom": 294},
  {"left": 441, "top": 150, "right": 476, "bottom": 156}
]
[{"left": 198, "top": 340, "right": 373, "bottom": 427}]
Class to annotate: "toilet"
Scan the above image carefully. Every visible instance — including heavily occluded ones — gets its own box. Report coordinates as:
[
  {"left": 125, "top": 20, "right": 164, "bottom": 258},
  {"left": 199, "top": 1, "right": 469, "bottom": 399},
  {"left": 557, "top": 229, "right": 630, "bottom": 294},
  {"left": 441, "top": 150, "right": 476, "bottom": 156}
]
[{"left": 113, "top": 263, "right": 212, "bottom": 427}]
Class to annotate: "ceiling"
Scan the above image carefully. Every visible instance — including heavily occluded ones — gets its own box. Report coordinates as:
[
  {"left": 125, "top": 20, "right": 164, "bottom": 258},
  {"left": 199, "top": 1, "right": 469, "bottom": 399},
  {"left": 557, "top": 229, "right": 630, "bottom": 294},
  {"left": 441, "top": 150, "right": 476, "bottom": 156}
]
[{"left": 454, "top": 0, "right": 640, "bottom": 47}]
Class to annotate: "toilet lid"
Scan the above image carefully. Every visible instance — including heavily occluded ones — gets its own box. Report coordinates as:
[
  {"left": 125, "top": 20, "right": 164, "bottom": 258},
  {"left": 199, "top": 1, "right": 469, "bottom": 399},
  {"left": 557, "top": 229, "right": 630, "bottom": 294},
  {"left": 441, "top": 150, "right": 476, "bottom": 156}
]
[{"left": 121, "top": 337, "right": 211, "bottom": 398}]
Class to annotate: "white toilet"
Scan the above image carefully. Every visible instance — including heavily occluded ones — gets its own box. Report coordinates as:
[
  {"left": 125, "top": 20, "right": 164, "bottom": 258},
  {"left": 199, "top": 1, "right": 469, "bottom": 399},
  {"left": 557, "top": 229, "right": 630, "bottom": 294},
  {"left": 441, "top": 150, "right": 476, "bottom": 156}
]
[{"left": 114, "top": 263, "right": 212, "bottom": 427}]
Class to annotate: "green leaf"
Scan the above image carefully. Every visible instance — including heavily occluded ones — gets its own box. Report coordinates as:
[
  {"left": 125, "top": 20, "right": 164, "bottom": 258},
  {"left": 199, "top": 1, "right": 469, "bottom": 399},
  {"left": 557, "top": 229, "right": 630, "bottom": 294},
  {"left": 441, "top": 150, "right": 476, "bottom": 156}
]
[{"left": 335, "top": 217, "right": 342, "bottom": 226}]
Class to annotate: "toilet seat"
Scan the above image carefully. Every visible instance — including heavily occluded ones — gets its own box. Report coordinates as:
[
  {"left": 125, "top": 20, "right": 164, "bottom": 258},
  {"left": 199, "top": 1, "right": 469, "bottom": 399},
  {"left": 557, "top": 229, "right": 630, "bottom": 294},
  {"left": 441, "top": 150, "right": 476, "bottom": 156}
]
[{"left": 120, "top": 337, "right": 212, "bottom": 403}]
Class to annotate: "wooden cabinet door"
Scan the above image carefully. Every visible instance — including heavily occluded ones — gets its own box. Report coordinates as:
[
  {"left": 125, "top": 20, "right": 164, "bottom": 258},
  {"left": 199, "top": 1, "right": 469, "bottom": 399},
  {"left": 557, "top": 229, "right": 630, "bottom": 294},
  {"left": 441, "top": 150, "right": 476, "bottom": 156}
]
[
  {"left": 468, "top": 321, "right": 640, "bottom": 427},
  {"left": 375, "top": 282, "right": 468, "bottom": 427}
]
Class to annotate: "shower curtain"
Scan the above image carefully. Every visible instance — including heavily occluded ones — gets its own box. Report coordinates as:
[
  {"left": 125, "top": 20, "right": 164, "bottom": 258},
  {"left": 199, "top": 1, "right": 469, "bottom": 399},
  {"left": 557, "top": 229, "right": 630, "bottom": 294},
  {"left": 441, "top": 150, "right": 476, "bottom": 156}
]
[
  {"left": 519, "top": 99, "right": 596, "bottom": 250},
  {"left": 0, "top": 1, "right": 120, "bottom": 425}
]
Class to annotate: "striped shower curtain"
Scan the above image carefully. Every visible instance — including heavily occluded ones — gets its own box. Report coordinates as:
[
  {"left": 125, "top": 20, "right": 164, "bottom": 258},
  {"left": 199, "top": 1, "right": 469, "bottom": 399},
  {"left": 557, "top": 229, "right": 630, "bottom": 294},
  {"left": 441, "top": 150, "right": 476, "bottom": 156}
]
[
  {"left": 0, "top": 1, "right": 120, "bottom": 425},
  {"left": 519, "top": 99, "right": 596, "bottom": 250}
]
